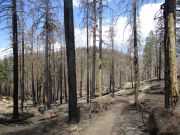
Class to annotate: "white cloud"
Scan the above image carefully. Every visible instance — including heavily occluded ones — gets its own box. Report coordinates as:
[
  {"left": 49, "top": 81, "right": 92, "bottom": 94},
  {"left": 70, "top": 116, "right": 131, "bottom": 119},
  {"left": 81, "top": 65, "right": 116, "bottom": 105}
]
[
  {"left": 102, "top": 17, "right": 131, "bottom": 49},
  {"left": 0, "top": 48, "right": 12, "bottom": 59},
  {"left": 75, "top": 28, "right": 87, "bottom": 47},
  {"left": 139, "top": 3, "right": 162, "bottom": 38},
  {"left": 73, "top": 0, "right": 111, "bottom": 7},
  {"left": 73, "top": 0, "right": 80, "bottom": 7},
  {"left": 74, "top": 16, "right": 130, "bottom": 50}
]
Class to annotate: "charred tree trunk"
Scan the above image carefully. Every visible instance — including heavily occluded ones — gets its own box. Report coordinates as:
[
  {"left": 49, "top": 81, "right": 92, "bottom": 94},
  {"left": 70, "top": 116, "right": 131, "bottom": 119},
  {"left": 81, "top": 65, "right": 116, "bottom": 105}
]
[
  {"left": 63, "top": 46, "right": 68, "bottom": 103},
  {"left": 31, "top": 64, "right": 36, "bottom": 106},
  {"left": 19, "top": 46, "right": 22, "bottom": 109},
  {"left": 59, "top": 61, "right": 63, "bottom": 104},
  {"left": 80, "top": 56, "right": 83, "bottom": 98},
  {"left": 0, "top": 82, "right": 1, "bottom": 100},
  {"left": 131, "top": 62, "right": 134, "bottom": 89},
  {"left": 109, "top": 68, "right": 112, "bottom": 93},
  {"left": 163, "top": 3, "right": 170, "bottom": 108},
  {"left": 64, "top": 64, "right": 68, "bottom": 103},
  {"left": 20, "top": 0, "right": 25, "bottom": 112},
  {"left": 156, "top": 33, "right": 159, "bottom": 81},
  {"left": 91, "top": 0, "right": 97, "bottom": 99},
  {"left": 48, "top": 46, "right": 52, "bottom": 104},
  {"left": 110, "top": 25, "right": 115, "bottom": 97},
  {"left": 44, "top": 0, "right": 50, "bottom": 109},
  {"left": 158, "top": 41, "right": 162, "bottom": 81},
  {"left": 30, "top": 28, "right": 36, "bottom": 107},
  {"left": 64, "top": 0, "right": 79, "bottom": 123},
  {"left": 52, "top": 44, "right": 56, "bottom": 103},
  {"left": 12, "top": 0, "right": 19, "bottom": 119},
  {"left": 21, "top": 30, "right": 25, "bottom": 111},
  {"left": 59, "top": 44, "right": 63, "bottom": 104},
  {"left": 86, "top": 0, "right": 90, "bottom": 103},
  {"left": 56, "top": 80, "right": 59, "bottom": 101},
  {"left": 98, "top": 0, "right": 103, "bottom": 110}
]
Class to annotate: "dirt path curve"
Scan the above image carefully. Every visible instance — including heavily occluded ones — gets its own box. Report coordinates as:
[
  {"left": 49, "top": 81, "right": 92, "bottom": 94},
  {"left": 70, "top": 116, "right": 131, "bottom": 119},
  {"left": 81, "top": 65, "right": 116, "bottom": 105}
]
[
  {"left": 78, "top": 95, "right": 147, "bottom": 135},
  {"left": 80, "top": 105, "right": 118, "bottom": 135}
]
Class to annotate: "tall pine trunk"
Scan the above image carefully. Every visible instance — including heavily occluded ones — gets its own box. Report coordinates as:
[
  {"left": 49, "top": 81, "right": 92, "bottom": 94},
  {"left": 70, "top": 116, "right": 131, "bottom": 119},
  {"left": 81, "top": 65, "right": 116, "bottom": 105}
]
[
  {"left": 79, "top": 56, "right": 83, "bottom": 98},
  {"left": 86, "top": 0, "right": 90, "bottom": 103},
  {"left": 59, "top": 50, "right": 63, "bottom": 104},
  {"left": 31, "top": 34, "right": 36, "bottom": 106},
  {"left": 44, "top": 0, "right": 50, "bottom": 108},
  {"left": 64, "top": 0, "right": 79, "bottom": 123},
  {"left": 110, "top": 25, "right": 115, "bottom": 97},
  {"left": 64, "top": 47, "right": 68, "bottom": 103},
  {"left": 12, "top": 0, "right": 19, "bottom": 119},
  {"left": 91, "top": 0, "right": 96, "bottom": 99},
  {"left": 163, "top": 2, "right": 170, "bottom": 108},
  {"left": 52, "top": 44, "right": 56, "bottom": 103},
  {"left": 21, "top": 21, "right": 25, "bottom": 111},
  {"left": 133, "top": 0, "right": 139, "bottom": 105},
  {"left": 165, "top": 0, "right": 179, "bottom": 107},
  {"left": 98, "top": 0, "right": 103, "bottom": 110},
  {"left": 158, "top": 41, "right": 162, "bottom": 81}
]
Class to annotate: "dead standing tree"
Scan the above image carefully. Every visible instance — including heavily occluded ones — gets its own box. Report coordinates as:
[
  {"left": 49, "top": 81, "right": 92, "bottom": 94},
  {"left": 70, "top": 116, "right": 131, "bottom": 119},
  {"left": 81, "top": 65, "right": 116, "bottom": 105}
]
[
  {"left": 0, "top": 0, "right": 20, "bottom": 119},
  {"left": 19, "top": 0, "right": 25, "bottom": 111},
  {"left": 64, "top": 0, "right": 79, "bottom": 123},
  {"left": 12, "top": 0, "right": 19, "bottom": 119},
  {"left": 163, "top": 0, "right": 179, "bottom": 108},
  {"left": 91, "top": 0, "right": 97, "bottom": 99},
  {"left": 98, "top": 0, "right": 103, "bottom": 110},
  {"left": 79, "top": 0, "right": 93, "bottom": 103},
  {"left": 133, "top": 0, "right": 139, "bottom": 105},
  {"left": 29, "top": 0, "right": 59, "bottom": 108}
]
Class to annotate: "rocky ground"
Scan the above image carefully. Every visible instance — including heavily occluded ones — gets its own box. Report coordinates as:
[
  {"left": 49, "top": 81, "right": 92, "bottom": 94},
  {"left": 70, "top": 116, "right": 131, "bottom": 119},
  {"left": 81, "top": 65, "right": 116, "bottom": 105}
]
[{"left": 0, "top": 79, "right": 180, "bottom": 135}]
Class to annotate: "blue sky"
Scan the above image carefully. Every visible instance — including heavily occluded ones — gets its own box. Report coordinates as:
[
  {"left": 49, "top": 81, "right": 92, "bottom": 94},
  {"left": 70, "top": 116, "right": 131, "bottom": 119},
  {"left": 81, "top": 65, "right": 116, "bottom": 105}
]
[{"left": 0, "top": 0, "right": 164, "bottom": 58}]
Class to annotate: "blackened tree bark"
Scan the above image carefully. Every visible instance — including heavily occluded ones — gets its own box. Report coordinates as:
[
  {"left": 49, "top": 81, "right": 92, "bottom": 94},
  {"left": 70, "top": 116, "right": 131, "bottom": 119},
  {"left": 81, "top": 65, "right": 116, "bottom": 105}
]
[
  {"left": 0, "top": 82, "right": 1, "bottom": 100},
  {"left": 91, "top": 0, "right": 97, "bottom": 99},
  {"left": 64, "top": 64, "right": 68, "bottom": 103},
  {"left": 64, "top": 47, "right": 68, "bottom": 103},
  {"left": 59, "top": 48, "right": 63, "bottom": 104},
  {"left": 29, "top": 26, "right": 37, "bottom": 107},
  {"left": 98, "top": 0, "right": 103, "bottom": 110},
  {"left": 86, "top": 0, "right": 90, "bottom": 103},
  {"left": 133, "top": 0, "right": 139, "bottom": 105},
  {"left": 20, "top": 0, "right": 25, "bottom": 111},
  {"left": 158, "top": 41, "right": 162, "bottom": 81},
  {"left": 109, "top": 69, "right": 112, "bottom": 93},
  {"left": 110, "top": 25, "right": 115, "bottom": 97},
  {"left": 52, "top": 44, "right": 56, "bottom": 103},
  {"left": 79, "top": 56, "right": 83, "bottom": 98},
  {"left": 43, "top": 0, "right": 50, "bottom": 109},
  {"left": 64, "top": 0, "right": 79, "bottom": 123},
  {"left": 12, "top": 0, "right": 19, "bottom": 119},
  {"left": 31, "top": 58, "right": 36, "bottom": 106},
  {"left": 162, "top": 2, "right": 170, "bottom": 108}
]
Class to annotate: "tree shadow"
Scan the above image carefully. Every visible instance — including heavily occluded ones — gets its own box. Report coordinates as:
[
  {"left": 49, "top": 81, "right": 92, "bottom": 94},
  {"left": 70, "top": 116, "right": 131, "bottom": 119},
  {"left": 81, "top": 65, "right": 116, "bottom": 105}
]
[{"left": 0, "top": 112, "right": 34, "bottom": 126}]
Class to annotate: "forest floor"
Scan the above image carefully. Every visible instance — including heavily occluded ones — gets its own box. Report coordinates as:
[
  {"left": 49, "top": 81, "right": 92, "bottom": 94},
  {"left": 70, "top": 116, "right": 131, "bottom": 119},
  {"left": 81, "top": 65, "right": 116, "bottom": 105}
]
[{"left": 0, "top": 79, "right": 180, "bottom": 135}]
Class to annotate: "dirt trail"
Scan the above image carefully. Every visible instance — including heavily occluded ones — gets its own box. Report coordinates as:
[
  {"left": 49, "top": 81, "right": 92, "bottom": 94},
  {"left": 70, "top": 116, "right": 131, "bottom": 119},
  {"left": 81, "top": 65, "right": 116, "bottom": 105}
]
[
  {"left": 78, "top": 95, "right": 146, "bottom": 135},
  {"left": 80, "top": 105, "right": 118, "bottom": 135},
  {"left": 1, "top": 80, "right": 177, "bottom": 135}
]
